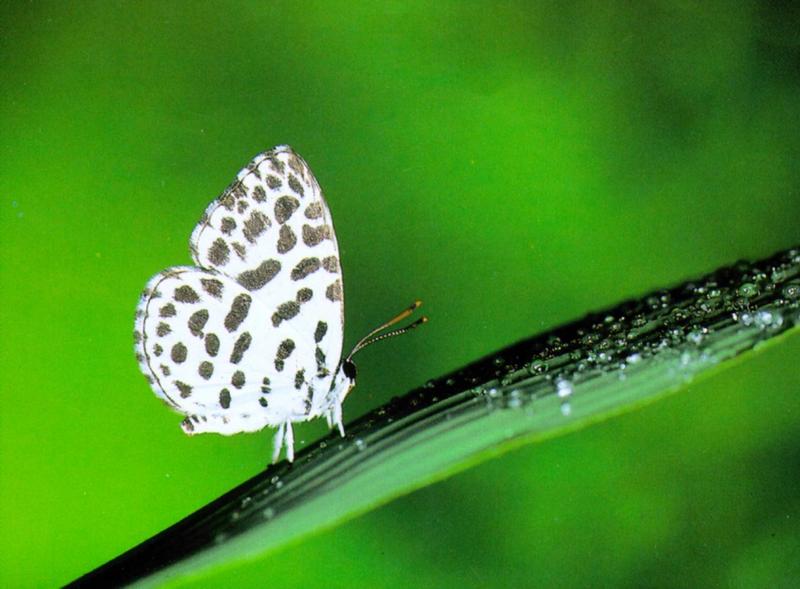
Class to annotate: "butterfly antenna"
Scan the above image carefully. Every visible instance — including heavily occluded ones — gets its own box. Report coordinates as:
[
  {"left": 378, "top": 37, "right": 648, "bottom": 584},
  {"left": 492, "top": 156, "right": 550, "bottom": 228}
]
[{"left": 348, "top": 300, "right": 428, "bottom": 360}]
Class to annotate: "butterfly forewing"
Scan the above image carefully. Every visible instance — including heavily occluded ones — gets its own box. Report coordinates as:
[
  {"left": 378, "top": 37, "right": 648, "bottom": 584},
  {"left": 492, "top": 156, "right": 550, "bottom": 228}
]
[{"left": 134, "top": 146, "right": 346, "bottom": 434}]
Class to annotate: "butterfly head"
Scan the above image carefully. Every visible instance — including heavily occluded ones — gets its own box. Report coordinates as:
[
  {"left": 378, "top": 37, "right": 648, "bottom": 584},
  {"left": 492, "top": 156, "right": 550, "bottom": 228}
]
[{"left": 342, "top": 358, "right": 357, "bottom": 382}]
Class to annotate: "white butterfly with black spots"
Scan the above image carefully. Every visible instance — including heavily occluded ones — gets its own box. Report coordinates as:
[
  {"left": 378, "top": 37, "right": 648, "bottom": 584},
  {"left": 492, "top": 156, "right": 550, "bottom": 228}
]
[{"left": 134, "top": 146, "right": 426, "bottom": 462}]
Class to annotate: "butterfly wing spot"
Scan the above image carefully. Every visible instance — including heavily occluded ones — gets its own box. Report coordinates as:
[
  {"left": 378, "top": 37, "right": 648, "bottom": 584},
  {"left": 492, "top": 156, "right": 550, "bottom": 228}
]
[
  {"left": 271, "top": 301, "right": 300, "bottom": 328},
  {"left": 231, "top": 370, "right": 245, "bottom": 389},
  {"left": 265, "top": 175, "right": 281, "bottom": 190},
  {"left": 274, "top": 339, "right": 295, "bottom": 371},
  {"left": 274, "top": 196, "right": 300, "bottom": 224},
  {"left": 326, "top": 280, "right": 343, "bottom": 302},
  {"left": 314, "top": 321, "right": 327, "bottom": 343},
  {"left": 287, "top": 154, "right": 304, "bottom": 176},
  {"left": 160, "top": 303, "right": 176, "bottom": 318},
  {"left": 287, "top": 175, "right": 304, "bottom": 196},
  {"left": 267, "top": 155, "right": 285, "bottom": 174},
  {"left": 252, "top": 185, "right": 267, "bottom": 202},
  {"left": 188, "top": 309, "right": 209, "bottom": 337},
  {"left": 175, "top": 381, "right": 193, "bottom": 398},
  {"left": 220, "top": 217, "right": 236, "bottom": 235},
  {"left": 242, "top": 210, "right": 270, "bottom": 244},
  {"left": 277, "top": 225, "right": 297, "bottom": 254},
  {"left": 204, "top": 333, "right": 220, "bottom": 356},
  {"left": 200, "top": 278, "right": 224, "bottom": 299},
  {"left": 322, "top": 256, "right": 339, "bottom": 273},
  {"left": 198, "top": 361, "right": 214, "bottom": 380},
  {"left": 171, "top": 343, "right": 188, "bottom": 364},
  {"left": 231, "top": 242, "right": 247, "bottom": 261},
  {"left": 224, "top": 294, "right": 252, "bottom": 332},
  {"left": 301, "top": 224, "right": 331, "bottom": 247},
  {"left": 315, "top": 346, "right": 328, "bottom": 377},
  {"left": 304, "top": 202, "right": 322, "bottom": 220},
  {"left": 291, "top": 257, "right": 321, "bottom": 281},
  {"left": 219, "top": 191, "right": 235, "bottom": 211},
  {"left": 156, "top": 322, "right": 171, "bottom": 337},
  {"left": 296, "top": 288, "right": 313, "bottom": 303},
  {"left": 294, "top": 369, "right": 305, "bottom": 390},
  {"left": 229, "top": 331, "right": 252, "bottom": 364},
  {"left": 236, "top": 260, "right": 281, "bottom": 291},
  {"left": 174, "top": 285, "right": 200, "bottom": 304},
  {"left": 219, "top": 388, "right": 231, "bottom": 409},
  {"left": 208, "top": 239, "right": 230, "bottom": 266}
]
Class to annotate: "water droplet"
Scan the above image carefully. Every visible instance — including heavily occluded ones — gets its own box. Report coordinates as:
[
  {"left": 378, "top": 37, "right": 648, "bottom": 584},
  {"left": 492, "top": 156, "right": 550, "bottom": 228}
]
[
  {"left": 528, "top": 359, "right": 548, "bottom": 374},
  {"left": 354, "top": 438, "right": 366, "bottom": 451},
  {"left": 626, "top": 352, "right": 642, "bottom": 364},
  {"left": 556, "top": 379, "right": 573, "bottom": 399},
  {"left": 560, "top": 402, "right": 572, "bottom": 416},
  {"left": 782, "top": 281, "right": 800, "bottom": 299},
  {"left": 263, "top": 507, "right": 276, "bottom": 520},
  {"left": 753, "top": 309, "right": 783, "bottom": 329},
  {"left": 240, "top": 497, "right": 253, "bottom": 509},
  {"left": 771, "top": 268, "right": 787, "bottom": 283},
  {"left": 687, "top": 330, "right": 704, "bottom": 345},
  {"left": 738, "top": 283, "right": 758, "bottom": 298}
]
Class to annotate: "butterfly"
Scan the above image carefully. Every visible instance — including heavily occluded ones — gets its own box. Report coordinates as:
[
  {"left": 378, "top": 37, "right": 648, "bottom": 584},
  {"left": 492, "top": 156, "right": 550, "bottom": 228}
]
[{"left": 133, "top": 146, "right": 426, "bottom": 462}]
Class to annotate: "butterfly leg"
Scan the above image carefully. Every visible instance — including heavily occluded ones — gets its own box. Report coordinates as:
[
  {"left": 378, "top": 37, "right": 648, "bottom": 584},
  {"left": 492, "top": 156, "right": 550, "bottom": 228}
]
[
  {"left": 285, "top": 420, "right": 295, "bottom": 462},
  {"left": 271, "top": 422, "right": 285, "bottom": 464},
  {"left": 330, "top": 402, "right": 345, "bottom": 437}
]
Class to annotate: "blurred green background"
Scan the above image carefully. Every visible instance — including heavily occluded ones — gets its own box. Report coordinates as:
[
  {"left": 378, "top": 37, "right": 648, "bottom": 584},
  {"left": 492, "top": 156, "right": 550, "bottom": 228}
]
[{"left": 2, "top": 1, "right": 800, "bottom": 587}]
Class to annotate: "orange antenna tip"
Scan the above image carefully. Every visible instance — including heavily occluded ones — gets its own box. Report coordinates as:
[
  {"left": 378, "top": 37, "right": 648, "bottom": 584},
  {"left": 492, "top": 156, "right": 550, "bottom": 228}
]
[{"left": 347, "top": 300, "right": 428, "bottom": 360}]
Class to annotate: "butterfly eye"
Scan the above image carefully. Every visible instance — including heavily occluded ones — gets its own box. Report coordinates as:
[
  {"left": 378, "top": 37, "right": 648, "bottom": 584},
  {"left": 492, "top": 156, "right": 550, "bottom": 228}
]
[{"left": 342, "top": 359, "right": 357, "bottom": 381}]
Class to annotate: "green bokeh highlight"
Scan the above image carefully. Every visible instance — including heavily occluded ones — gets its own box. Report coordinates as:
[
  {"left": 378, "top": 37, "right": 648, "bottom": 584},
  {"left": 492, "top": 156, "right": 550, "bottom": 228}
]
[{"left": 1, "top": 2, "right": 799, "bottom": 587}]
